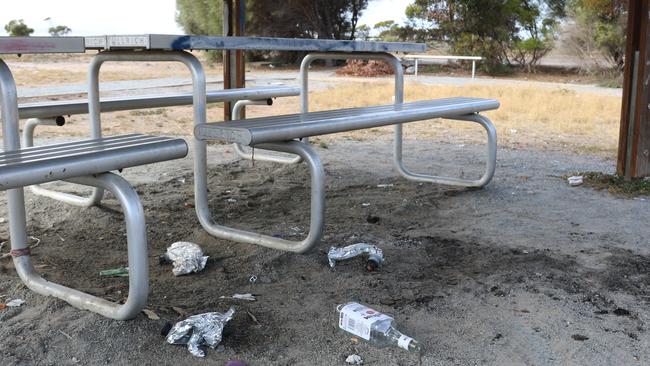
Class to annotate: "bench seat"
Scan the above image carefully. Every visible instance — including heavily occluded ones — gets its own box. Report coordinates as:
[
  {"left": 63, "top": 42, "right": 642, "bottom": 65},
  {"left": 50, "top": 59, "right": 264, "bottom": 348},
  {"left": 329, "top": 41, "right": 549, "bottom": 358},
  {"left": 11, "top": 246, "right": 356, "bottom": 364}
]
[
  {"left": 0, "top": 134, "right": 187, "bottom": 190},
  {"left": 18, "top": 86, "right": 300, "bottom": 119},
  {"left": 195, "top": 97, "right": 499, "bottom": 145},
  {"left": 192, "top": 97, "right": 499, "bottom": 255}
]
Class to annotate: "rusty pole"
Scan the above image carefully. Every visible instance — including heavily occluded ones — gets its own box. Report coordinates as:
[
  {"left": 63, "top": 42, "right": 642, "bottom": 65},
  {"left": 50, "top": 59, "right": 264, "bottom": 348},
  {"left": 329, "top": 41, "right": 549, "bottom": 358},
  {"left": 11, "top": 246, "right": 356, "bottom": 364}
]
[
  {"left": 223, "top": 0, "right": 246, "bottom": 121},
  {"left": 617, "top": 0, "right": 650, "bottom": 178}
]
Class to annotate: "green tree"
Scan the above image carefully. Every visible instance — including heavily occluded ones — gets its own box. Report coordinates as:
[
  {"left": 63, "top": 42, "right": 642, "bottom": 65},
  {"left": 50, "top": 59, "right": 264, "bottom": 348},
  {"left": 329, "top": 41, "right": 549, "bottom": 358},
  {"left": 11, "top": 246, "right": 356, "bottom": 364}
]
[
  {"left": 356, "top": 24, "right": 371, "bottom": 40},
  {"left": 565, "top": 0, "right": 627, "bottom": 72},
  {"left": 247, "top": 0, "right": 368, "bottom": 40},
  {"left": 373, "top": 20, "right": 400, "bottom": 41},
  {"left": 176, "top": 0, "right": 369, "bottom": 63},
  {"left": 175, "top": 0, "right": 224, "bottom": 62},
  {"left": 4, "top": 19, "right": 34, "bottom": 37},
  {"left": 176, "top": 0, "right": 224, "bottom": 35},
  {"left": 48, "top": 25, "right": 71, "bottom": 37},
  {"left": 404, "top": 0, "right": 566, "bottom": 73}
]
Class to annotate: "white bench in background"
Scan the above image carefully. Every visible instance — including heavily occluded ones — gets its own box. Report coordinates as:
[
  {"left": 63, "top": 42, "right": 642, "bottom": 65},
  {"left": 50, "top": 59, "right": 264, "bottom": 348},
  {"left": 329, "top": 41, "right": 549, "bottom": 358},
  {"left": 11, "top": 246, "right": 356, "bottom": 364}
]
[{"left": 402, "top": 55, "right": 483, "bottom": 78}]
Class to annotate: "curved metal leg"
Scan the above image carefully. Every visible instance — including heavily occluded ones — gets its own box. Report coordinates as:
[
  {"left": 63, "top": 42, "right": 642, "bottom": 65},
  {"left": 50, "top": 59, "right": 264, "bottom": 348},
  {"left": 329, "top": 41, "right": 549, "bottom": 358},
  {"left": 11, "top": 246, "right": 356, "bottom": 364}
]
[
  {"left": 22, "top": 117, "right": 103, "bottom": 207},
  {"left": 10, "top": 172, "right": 149, "bottom": 320},
  {"left": 393, "top": 113, "right": 497, "bottom": 188},
  {"left": 195, "top": 140, "right": 325, "bottom": 253},
  {"left": 232, "top": 99, "right": 304, "bottom": 164}
]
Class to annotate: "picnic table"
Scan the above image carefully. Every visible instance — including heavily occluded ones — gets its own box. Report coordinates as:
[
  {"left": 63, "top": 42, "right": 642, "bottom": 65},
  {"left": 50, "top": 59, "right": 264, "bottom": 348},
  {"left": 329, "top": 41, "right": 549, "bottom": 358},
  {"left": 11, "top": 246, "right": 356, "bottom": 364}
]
[{"left": 0, "top": 35, "right": 440, "bottom": 319}]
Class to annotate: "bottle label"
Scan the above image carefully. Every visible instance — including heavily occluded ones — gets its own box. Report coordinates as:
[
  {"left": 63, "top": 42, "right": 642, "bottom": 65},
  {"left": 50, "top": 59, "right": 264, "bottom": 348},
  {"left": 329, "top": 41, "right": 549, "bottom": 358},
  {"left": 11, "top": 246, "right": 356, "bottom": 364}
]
[
  {"left": 338, "top": 303, "right": 393, "bottom": 340},
  {"left": 398, "top": 335, "right": 413, "bottom": 350}
]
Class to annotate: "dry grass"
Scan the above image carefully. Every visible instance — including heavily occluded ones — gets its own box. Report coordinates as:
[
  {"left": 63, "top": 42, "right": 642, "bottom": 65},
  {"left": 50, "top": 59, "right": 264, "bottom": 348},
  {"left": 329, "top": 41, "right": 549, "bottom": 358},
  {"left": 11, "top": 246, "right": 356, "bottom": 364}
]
[
  {"left": 308, "top": 81, "right": 622, "bottom": 156},
  {"left": 3, "top": 54, "right": 623, "bottom": 158},
  {"left": 573, "top": 171, "right": 650, "bottom": 197}
]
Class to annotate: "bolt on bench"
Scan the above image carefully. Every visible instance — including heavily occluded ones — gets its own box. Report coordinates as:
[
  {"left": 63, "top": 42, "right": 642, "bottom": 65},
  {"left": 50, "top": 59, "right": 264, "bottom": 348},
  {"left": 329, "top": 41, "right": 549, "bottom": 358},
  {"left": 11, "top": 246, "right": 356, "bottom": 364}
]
[
  {"left": 195, "top": 97, "right": 499, "bottom": 253},
  {"left": 0, "top": 37, "right": 189, "bottom": 320}
]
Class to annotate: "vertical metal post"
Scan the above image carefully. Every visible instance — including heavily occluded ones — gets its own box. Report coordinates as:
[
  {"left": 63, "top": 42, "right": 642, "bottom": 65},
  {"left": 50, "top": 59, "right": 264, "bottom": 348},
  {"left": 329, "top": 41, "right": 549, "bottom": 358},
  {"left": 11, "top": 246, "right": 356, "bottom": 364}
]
[
  {"left": 414, "top": 58, "right": 418, "bottom": 76},
  {"left": 472, "top": 60, "right": 476, "bottom": 79},
  {"left": 617, "top": 0, "right": 650, "bottom": 177},
  {"left": 223, "top": 0, "right": 246, "bottom": 121}
]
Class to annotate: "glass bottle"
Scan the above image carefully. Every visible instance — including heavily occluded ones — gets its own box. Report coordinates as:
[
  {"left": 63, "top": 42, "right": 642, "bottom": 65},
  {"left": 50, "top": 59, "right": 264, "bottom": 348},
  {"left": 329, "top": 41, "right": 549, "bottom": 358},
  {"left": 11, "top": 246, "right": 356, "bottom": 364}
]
[{"left": 337, "top": 302, "right": 421, "bottom": 352}]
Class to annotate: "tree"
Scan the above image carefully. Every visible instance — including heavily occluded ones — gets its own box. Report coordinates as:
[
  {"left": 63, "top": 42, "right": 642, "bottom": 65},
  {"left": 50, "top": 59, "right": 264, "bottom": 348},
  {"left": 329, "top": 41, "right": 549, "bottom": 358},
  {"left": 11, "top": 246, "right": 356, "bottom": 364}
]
[
  {"left": 176, "top": 0, "right": 369, "bottom": 63},
  {"left": 247, "top": 0, "right": 368, "bottom": 40},
  {"left": 48, "top": 25, "right": 71, "bottom": 37},
  {"left": 373, "top": 20, "right": 401, "bottom": 42},
  {"left": 4, "top": 19, "right": 34, "bottom": 37},
  {"left": 175, "top": 0, "right": 224, "bottom": 62},
  {"left": 404, "top": 0, "right": 566, "bottom": 73},
  {"left": 355, "top": 24, "right": 371, "bottom": 40},
  {"left": 176, "top": 0, "right": 223, "bottom": 35},
  {"left": 565, "top": 0, "right": 627, "bottom": 72}
]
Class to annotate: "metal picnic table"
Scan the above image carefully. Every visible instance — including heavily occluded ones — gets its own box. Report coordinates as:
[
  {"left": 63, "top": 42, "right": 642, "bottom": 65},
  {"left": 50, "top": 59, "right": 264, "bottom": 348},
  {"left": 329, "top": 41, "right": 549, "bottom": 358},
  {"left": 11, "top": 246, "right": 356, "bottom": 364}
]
[
  {"left": 80, "top": 34, "right": 426, "bottom": 252},
  {"left": 0, "top": 35, "right": 426, "bottom": 318}
]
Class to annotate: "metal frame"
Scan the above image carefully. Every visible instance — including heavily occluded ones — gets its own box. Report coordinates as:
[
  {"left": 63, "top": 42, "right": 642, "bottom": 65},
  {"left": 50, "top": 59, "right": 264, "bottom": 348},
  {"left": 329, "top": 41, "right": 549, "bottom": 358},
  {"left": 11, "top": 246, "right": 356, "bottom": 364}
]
[
  {"left": 394, "top": 113, "right": 497, "bottom": 187},
  {"left": 83, "top": 50, "right": 326, "bottom": 253},
  {"left": 19, "top": 86, "right": 299, "bottom": 205},
  {"left": 1, "top": 59, "right": 148, "bottom": 320},
  {"left": 300, "top": 52, "right": 496, "bottom": 188},
  {"left": 197, "top": 140, "right": 325, "bottom": 253},
  {"left": 232, "top": 99, "right": 303, "bottom": 164}
]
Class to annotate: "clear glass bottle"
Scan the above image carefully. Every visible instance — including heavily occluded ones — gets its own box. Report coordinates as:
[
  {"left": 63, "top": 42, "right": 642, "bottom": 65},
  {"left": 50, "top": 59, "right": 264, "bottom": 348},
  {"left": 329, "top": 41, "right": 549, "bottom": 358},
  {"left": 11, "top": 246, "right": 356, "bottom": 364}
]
[{"left": 337, "top": 302, "right": 421, "bottom": 352}]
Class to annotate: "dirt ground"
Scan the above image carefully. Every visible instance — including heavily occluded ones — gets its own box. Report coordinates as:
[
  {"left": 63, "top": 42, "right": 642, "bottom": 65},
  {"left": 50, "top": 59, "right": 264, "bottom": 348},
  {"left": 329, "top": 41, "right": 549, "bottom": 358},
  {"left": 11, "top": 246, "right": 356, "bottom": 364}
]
[
  {"left": 1, "top": 135, "right": 649, "bottom": 365},
  {"left": 0, "top": 61, "right": 648, "bottom": 365}
]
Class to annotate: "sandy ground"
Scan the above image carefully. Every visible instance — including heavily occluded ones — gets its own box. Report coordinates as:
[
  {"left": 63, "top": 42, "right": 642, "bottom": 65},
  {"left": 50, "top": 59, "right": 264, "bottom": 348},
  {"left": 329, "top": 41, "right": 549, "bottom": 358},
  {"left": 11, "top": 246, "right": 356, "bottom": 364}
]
[
  {"left": 0, "top": 61, "right": 645, "bottom": 365},
  {"left": 1, "top": 134, "right": 649, "bottom": 365}
]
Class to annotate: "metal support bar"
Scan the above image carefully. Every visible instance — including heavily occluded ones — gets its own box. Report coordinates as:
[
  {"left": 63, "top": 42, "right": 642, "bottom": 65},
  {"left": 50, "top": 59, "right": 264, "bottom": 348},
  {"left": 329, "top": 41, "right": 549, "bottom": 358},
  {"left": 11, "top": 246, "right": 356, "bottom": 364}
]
[
  {"left": 472, "top": 61, "right": 476, "bottom": 79},
  {"left": 232, "top": 99, "right": 303, "bottom": 164},
  {"left": 195, "top": 140, "right": 325, "bottom": 253},
  {"left": 21, "top": 117, "right": 101, "bottom": 206},
  {"left": 299, "top": 52, "right": 403, "bottom": 166},
  {"left": 63, "top": 51, "right": 204, "bottom": 209},
  {"left": 17, "top": 172, "right": 148, "bottom": 320},
  {"left": 87, "top": 51, "right": 210, "bottom": 252},
  {"left": 0, "top": 61, "right": 148, "bottom": 319},
  {"left": 394, "top": 113, "right": 497, "bottom": 187}
]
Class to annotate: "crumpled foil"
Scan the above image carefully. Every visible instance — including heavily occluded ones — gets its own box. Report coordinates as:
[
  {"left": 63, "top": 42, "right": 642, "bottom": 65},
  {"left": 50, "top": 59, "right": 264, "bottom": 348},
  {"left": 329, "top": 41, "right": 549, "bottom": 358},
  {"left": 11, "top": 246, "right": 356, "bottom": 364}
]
[
  {"left": 165, "top": 241, "right": 209, "bottom": 276},
  {"left": 166, "top": 307, "right": 235, "bottom": 357},
  {"left": 327, "top": 243, "right": 384, "bottom": 268}
]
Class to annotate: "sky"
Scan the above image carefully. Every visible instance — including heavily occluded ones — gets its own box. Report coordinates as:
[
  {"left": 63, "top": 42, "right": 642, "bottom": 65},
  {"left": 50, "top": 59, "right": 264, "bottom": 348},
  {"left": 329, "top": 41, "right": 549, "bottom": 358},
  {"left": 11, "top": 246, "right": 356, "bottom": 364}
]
[{"left": 0, "top": 0, "right": 411, "bottom": 37}]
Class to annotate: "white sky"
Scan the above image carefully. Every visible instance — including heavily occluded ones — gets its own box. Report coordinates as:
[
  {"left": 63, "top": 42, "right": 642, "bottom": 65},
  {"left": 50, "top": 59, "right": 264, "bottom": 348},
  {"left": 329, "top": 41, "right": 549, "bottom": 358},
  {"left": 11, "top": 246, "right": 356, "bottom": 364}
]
[{"left": 0, "top": 0, "right": 410, "bottom": 37}]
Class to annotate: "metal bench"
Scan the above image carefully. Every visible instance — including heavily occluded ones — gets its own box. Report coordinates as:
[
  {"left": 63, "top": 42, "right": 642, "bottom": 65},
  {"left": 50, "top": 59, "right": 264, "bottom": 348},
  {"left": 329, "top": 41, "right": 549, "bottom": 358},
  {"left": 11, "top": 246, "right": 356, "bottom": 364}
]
[
  {"left": 194, "top": 97, "right": 499, "bottom": 253},
  {"left": 1, "top": 59, "right": 189, "bottom": 320},
  {"left": 19, "top": 86, "right": 300, "bottom": 206}
]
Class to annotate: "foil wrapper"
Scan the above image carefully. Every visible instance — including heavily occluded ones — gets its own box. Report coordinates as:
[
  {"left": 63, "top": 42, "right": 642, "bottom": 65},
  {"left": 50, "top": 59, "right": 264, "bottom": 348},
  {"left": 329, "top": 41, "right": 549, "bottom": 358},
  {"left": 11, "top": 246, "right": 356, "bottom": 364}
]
[
  {"left": 327, "top": 243, "right": 384, "bottom": 268},
  {"left": 165, "top": 241, "right": 209, "bottom": 276},
  {"left": 166, "top": 307, "right": 235, "bottom": 357}
]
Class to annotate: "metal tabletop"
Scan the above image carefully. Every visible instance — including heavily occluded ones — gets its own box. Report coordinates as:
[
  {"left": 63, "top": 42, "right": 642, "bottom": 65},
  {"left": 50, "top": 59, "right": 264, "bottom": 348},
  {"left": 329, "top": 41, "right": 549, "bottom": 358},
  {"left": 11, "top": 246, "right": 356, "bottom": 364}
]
[
  {"left": 84, "top": 34, "right": 426, "bottom": 53},
  {"left": 0, "top": 37, "right": 85, "bottom": 54}
]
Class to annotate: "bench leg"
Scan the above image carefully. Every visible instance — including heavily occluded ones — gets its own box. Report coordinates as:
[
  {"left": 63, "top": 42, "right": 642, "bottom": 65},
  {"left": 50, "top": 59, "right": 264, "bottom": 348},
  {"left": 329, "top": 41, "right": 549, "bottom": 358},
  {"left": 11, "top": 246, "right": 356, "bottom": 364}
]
[
  {"left": 232, "top": 99, "right": 305, "bottom": 164},
  {"left": 8, "top": 172, "right": 148, "bottom": 320},
  {"left": 393, "top": 113, "right": 497, "bottom": 188},
  {"left": 22, "top": 118, "right": 105, "bottom": 207},
  {"left": 195, "top": 140, "right": 325, "bottom": 253}
]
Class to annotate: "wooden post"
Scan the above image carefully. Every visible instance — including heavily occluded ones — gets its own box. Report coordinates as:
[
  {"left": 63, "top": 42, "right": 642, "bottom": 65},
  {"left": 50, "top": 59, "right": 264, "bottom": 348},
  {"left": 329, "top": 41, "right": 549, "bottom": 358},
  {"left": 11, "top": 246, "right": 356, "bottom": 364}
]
[
  {"left": 223, "top": 0, "right": 246, "bottom": 121},
  {"left": 617, "top": 1, "right": 650, "bottom": 178}
]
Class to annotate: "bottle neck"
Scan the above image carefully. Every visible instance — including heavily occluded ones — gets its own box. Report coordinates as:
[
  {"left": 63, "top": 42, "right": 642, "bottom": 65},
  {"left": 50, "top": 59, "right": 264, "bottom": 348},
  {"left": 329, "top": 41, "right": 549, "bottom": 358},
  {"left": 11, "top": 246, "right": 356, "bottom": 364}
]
[{"left": 385, "top": 327, "right": 420, "bottom": 352}]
